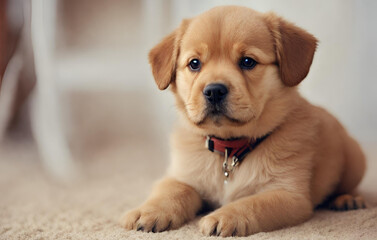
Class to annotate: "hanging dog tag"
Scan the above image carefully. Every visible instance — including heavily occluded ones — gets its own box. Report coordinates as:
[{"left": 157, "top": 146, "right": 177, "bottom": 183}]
[{"left": 223, "top": 148, "right": 230, "bottom": 184}]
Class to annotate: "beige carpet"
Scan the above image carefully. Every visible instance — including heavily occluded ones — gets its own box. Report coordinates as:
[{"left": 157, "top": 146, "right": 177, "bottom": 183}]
[{"left": 1, "top": 135, "right": 377, "bottom": 240}]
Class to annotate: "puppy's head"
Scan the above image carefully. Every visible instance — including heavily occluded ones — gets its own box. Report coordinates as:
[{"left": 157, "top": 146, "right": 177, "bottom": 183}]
[{"left": 149, "top": 6, "right": 317, "bottom": 138}]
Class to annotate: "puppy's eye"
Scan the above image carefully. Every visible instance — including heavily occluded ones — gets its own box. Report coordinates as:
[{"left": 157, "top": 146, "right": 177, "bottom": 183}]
[
  {"left": 188, "top": 59, "right": 201, "bottom": 71},
  {"left": 239, "top": 57, "right": 257, "bottom": 70}
]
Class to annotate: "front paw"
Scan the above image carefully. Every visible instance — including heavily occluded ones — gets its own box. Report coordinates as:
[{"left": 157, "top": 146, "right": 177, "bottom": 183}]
[
  {"left": 120, "top": 205, "right": 184, "bottom": 232},
  {"left": 199, "top": 210, "right": 253, "bottom": 237}
]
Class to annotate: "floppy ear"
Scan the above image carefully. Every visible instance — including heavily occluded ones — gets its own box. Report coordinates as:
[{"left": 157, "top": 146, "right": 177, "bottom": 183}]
[
  {"left": 266, "top": 13, "right": 318, "bottom": 87},
  {"left": 148, "top": 20, "right": 190, "bottom": 90}
]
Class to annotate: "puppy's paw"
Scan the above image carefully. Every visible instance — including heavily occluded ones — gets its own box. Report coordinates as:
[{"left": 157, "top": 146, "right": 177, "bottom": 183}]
[
  {"left": 199, "top": 210, "right": 251, "bottom": 237},
  {"left": 120, "top": 205, "right": 184, "bottom": 232},
  {"left": 329, "top": 194, "right": 366, "bottom": 211}
]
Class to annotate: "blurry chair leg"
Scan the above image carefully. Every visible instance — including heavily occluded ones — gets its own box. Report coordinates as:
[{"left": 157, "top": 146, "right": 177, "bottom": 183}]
[
  {"left": 30, "top": 0, "right": 77, "bottom": 180},
  {"left": 0, "top": 0, "right": 20, "bottom": 140},
  {"left": 0, "top": 50, "right": 23, "bottom": 140}
]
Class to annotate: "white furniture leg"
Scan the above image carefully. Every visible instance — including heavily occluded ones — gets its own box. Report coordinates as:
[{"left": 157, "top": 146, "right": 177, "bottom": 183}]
[{"left": 30, "top": 0, "right": 76, "bottom": 180}]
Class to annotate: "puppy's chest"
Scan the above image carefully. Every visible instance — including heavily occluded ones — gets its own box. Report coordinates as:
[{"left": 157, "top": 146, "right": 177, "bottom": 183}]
[{"left": 169, "top": 146, "right": 270, "bottom": 207}]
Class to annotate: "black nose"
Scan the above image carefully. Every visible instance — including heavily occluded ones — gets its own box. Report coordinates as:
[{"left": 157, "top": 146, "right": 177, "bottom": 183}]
[{"left": 203, "top": 83, "right": 228, "bottom": 105}]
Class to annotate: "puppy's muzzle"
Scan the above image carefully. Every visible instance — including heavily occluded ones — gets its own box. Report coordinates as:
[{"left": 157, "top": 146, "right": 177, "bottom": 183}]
[{"left": 203, "top": 83, "right": 228, "bottom": 106}]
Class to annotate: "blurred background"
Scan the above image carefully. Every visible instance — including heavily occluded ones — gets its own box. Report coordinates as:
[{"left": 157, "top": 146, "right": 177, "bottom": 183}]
[
  {"left": 0, "top": 1, "right": 377, "bottom": 239},
  {"left": 0, "top": 0, "right": 376, "bottom": 189}
]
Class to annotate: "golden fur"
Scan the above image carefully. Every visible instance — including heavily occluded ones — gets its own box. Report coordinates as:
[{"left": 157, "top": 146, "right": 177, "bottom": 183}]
[{"left": 121, "top": 6, "right": 366, "bottom": 236}]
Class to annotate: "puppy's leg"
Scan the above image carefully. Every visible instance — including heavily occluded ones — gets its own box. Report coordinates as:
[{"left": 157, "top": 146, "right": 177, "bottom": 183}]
[
  {"left": 121, "top": 177, "right": 202, "bottom": 232},
  {"left": 335, "top": 135, "right": 366, "bottom": 194},
  {"left": 199, "top": 190, "right": 312, "bottom": 237}
]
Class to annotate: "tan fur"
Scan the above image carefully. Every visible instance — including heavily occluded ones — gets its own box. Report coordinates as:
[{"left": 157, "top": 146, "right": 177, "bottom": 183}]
[{"left": 121, "top": 6, "right": 366, "bottom": 236}]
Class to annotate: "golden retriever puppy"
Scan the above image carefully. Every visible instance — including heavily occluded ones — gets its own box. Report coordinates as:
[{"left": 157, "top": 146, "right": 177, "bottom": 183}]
[{"left": 121, "top": 6, "right": 366, "bottom": 237}]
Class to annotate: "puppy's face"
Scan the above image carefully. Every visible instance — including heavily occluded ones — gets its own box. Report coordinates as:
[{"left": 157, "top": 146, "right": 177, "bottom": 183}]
[
  {"left": 149, "top": 6, "right": 317, "bottom": 138},
  {"left": 175, "top": 8, "right": 277, "bottom": 129}
]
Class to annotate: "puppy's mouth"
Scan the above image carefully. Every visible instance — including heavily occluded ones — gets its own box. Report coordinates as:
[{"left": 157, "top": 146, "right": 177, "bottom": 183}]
[{"left": 196, "top": 104, "right": 244, "bottom": 126}]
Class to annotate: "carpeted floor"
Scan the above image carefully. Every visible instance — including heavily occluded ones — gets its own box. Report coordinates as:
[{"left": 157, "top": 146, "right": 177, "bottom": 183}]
[{"left": 0, "top": 135, "right": 377, "bottom": 240}]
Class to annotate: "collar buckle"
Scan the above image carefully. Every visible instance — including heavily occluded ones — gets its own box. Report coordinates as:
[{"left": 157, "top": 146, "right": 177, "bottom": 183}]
[{"left": 231, "top": 156, "right": 239, "bottom": 168}]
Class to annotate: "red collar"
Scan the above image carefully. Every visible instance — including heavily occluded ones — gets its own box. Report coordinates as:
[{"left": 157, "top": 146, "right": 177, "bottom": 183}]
[{"left": 205, "top": 134, "right": 269, "bottom": 162}]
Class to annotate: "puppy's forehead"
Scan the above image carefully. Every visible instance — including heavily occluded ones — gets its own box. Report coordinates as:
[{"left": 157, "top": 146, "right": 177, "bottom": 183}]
[{"left": 181, "top": 6, "right": 274, "bottom": 60}]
